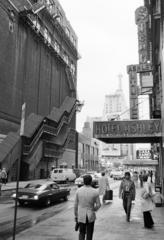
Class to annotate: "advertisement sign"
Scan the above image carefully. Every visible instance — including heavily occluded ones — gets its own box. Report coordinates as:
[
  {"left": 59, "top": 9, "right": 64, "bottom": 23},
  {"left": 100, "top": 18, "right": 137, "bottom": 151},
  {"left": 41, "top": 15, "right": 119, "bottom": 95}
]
[
  {"left": 102, "top": 144, "right": 121, "bottom": 156},
  {"left": 136, "top": 149, "right": 152, "bottom": 159},
  {"left": 127, "top": 63, "right": 152, "bottom": 74},
  {"left": 129, "top": 71, "right": 138, "bottom": 119},
  {"left": 135, "top": 6, "right": 149, "bottom": 64},
  {"left": 140, "top": 72, "right": 153, "bottom": 88}
]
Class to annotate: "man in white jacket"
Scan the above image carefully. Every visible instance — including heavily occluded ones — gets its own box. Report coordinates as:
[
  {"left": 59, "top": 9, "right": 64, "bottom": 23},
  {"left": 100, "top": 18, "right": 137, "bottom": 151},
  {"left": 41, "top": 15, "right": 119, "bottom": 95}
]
[
  {"left": 98, "top": 172, "right": 110, "bottom": 204},
  {"left": 74, "top": 175, "right": 101, "bottom": 240}
]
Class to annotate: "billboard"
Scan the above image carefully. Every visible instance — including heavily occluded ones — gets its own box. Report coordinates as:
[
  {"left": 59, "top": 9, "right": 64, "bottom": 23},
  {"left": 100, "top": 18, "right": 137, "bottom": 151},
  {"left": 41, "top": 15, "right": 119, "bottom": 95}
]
[
  {"left": 102, "top": 144, "right": 121, "bottom": 157},
  {"left": 136, "top": 149, "right": 152, "bottom": 159},
  {"left": 140, "top": 72, "right": 153, "bottom": 88}
]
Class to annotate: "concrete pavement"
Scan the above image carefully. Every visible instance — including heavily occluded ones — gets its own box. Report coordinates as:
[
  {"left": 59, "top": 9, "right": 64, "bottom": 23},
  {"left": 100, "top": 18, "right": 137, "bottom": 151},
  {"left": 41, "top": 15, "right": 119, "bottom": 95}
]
[{"left": 6, "top": 185, "right": 164, "bottom": 240}]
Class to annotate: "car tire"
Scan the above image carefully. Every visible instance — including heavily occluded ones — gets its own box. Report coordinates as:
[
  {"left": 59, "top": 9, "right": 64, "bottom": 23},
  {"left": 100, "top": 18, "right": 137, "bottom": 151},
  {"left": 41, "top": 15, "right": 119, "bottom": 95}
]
[
  {"left": 45, "top": 198, "right": 51, "bottom": 207},
  {"left": 63, "top": 195, "right": 68, "bottom": 201},
  {"left": 18, "top": 200, "right": 25, "bottom": 206}
]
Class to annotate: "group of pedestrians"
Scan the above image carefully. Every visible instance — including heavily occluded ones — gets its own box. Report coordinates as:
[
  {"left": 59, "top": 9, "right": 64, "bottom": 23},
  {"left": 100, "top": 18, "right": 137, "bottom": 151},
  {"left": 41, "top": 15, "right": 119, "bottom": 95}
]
[
  {"left": 119, "top": 170, "right": 155, "bottom": 228},
  {"left": 74, "top": 170, "right": 157, "bottom": 240}
]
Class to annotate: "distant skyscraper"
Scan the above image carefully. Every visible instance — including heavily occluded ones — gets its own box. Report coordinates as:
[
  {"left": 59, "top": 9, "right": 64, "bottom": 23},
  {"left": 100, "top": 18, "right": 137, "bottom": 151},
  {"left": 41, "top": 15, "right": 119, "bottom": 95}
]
[
  {"left": 102, "top": 75, "right": 130, "bottom": 163},
  {"left": 102, "top": 74, "right": 129, "bottom": 121},
  {"left": 83, "top": 75, "right": 131, "bottom": 165}
]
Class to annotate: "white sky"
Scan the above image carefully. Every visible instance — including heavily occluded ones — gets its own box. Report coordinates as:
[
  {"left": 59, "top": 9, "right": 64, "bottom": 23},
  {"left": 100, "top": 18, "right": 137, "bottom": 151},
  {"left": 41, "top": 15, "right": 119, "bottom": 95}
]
[{"left": 59, "top": 0, "right": 144, "bottom": 131}]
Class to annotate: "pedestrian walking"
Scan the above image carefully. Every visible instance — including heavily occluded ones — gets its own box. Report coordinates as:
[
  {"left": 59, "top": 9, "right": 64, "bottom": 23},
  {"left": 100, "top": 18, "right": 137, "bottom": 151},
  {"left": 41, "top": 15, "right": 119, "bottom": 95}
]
[
  {"left": 140, "top": 175, "right": 155, "bottom": 229},
  {"left": 74, "top": 174, "right": 101, "bottom": 240},
  {"left": 132, "top": 171, "right": 139, "bottom": 188},
  {"left": 119, "top": 171, "right": 136, "bottom": 222},
  {"left": 139, "top": 171, "right": 143, "bottom": 188},
  {"left": 1, "top": 168, "right": 7, "bottom": 185},
  {"left": 149, "top": 170, "right": 153, "bottom": 183},
  {"left": 98, "top": 171, "right": 110, "bottom": 204}
]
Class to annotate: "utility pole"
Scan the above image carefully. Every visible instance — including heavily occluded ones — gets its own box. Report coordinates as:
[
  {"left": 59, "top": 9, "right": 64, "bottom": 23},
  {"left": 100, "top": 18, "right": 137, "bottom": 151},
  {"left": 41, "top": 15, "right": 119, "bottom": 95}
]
[{"left": 13, "top": 103, "right": 26, "bottom": 240}]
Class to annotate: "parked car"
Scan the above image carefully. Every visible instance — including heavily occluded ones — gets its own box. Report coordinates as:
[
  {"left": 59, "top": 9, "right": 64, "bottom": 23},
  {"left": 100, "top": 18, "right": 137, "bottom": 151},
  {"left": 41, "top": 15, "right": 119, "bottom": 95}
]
[
  {"left": 50, "top": 168, "right": 76, "bottom": 183},
  {"left": 11, "top": 181, "right": 70, "bottom": 207},
  {"left": 75, "top": 172, "right": 99, "bottom": 188},
  {"left": 112, "top": 170, "right": 124, "bottom": 180}
]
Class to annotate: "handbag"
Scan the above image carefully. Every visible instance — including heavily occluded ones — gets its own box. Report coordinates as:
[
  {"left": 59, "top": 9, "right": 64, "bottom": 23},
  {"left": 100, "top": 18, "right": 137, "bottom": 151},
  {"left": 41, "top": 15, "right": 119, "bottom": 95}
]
[
  {"left": 75, "top": 222, "right": 79, "bottom": 231},
  {"left": 104, "top": 190, "right": 113, "bottom": 200}
]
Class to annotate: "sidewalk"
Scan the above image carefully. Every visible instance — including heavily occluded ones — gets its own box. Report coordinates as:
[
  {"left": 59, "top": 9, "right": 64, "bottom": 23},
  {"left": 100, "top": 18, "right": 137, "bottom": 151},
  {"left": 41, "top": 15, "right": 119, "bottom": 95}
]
[{"left": 7, "top": 186, "right": 164, "bottom": 240}]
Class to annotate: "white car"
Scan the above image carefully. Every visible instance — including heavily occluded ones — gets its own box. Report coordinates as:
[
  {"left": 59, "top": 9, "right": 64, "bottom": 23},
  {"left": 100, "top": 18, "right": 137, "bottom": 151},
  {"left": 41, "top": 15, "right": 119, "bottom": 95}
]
[
  {"left": 75, "top": 172, "right": 99, "bottom": 188},
  {"left": 51, "top": 168, "right": 76, "bottom": 183}
]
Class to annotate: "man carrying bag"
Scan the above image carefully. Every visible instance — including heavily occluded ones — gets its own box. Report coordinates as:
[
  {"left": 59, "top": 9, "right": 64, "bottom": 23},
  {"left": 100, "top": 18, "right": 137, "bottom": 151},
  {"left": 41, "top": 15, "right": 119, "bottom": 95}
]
[
  {"left": 74, "top": 175, "right": 101, "bottom": 240},
  {"left": 98, "top": 172, "right": 111, "bottom": 204}
]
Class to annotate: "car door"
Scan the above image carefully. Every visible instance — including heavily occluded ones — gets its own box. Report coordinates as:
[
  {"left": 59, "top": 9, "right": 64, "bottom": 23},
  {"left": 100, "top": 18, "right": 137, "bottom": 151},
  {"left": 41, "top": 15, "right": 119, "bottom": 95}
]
[
  {"left": 50, "top": 183, "right": 61, "bottom": 202},
  {"left": 45, "top": 185, "right": 54, "bottom": 203}
]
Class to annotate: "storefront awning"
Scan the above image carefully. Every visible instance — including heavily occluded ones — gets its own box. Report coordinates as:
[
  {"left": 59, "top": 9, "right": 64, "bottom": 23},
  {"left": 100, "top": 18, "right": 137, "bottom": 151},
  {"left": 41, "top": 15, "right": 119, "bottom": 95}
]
[{"left": 123, "top": 160, "right": 158, "bottom": 166}]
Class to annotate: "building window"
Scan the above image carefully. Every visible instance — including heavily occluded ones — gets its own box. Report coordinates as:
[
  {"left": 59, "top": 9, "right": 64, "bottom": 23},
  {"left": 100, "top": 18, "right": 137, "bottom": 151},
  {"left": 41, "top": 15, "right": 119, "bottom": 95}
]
[
  {"left": 45, "top": 0, "right": 53, "bottom": 14},
  {"left": 70, "top": 61, "right": 76, "bottom": 75},
  {"left": 63, "top": 52, "right": 69, "bottom": 64},
  {"left": 43, "top": 28, "right": 51, "bottom": 45},
  {"left": 43, "top": 28, "right": 48, "bottom": 40},
  {"left": 70, "top": 35, "right": 74, "bottom": 44},
  {"left": 65, "top": 27, "right": 70, "bottom": 37},
  {"left": 73, "top": 38, "right": 76, "bottom": 46},
  {"left": 56, "top": 10, "right": 63, "bottom": 24},
  {"left": 54, "top": 40, "right": 60, "bottom": 54}
]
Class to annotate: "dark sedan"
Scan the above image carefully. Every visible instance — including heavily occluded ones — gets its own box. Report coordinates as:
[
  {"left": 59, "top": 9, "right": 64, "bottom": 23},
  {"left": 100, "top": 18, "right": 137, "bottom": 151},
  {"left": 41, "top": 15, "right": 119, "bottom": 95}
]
[{"left": 11, "top": 181, "right": 70, "bottom": 207}]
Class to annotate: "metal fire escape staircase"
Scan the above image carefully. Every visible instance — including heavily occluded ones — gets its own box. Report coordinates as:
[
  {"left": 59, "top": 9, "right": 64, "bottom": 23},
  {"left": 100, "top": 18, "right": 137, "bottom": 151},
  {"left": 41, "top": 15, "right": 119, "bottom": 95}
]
[{"left": 0, "top": 96, "right": 77, "bottom": 174}]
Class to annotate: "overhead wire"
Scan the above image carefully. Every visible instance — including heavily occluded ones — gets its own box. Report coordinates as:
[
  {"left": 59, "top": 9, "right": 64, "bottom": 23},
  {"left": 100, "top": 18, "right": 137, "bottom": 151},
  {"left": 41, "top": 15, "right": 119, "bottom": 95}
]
[{"left": 113, "top": 89, "right": 152, "bottom": 120}]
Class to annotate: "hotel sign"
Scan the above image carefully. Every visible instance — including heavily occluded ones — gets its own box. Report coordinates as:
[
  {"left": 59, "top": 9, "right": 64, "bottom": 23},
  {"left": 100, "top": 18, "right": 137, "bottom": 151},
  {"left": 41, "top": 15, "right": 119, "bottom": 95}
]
[
  {"left": 127, "top": 63, "right": 152, "bottom": 74},
  {"left": 129, "top": 71, "right": 138, "bottom": 119},
  {"left": 135, "top": 6, "right": 149, "bottom": 64},
  {"left": 93, "top": 119, "right": 161, "bottom": 144}
]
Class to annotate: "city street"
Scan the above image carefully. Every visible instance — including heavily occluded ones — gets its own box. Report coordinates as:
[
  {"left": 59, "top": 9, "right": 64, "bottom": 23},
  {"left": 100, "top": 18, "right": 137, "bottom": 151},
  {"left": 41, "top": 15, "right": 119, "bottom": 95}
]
[
  {"left": 0, "top": 180, "right": 164, "bottom": 240},
  {"left": 0, "top": 184, "right": 77, "bottom": 239},
  {"left": 0, "top": 179, "right": 117, "bottom": 239}
]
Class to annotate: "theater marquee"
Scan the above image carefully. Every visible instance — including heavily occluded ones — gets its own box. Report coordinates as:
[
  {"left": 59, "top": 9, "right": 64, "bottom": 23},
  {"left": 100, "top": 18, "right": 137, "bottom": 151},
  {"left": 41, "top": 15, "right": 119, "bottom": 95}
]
[{"left": 93, "top": 119, "right": 162, "bottom": 143}]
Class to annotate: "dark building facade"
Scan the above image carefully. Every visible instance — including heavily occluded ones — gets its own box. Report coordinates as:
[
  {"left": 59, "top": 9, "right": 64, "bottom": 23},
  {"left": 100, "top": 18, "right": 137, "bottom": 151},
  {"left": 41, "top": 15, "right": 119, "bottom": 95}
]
[
  {"left": 128, "top": 0, "right": 164, "bottom": 194},
  {"left": 149, "top": 0, "right": 164, "bottom": 194},
  {"left": 0, "top": 0, "right": 79, "bottom": 180}
]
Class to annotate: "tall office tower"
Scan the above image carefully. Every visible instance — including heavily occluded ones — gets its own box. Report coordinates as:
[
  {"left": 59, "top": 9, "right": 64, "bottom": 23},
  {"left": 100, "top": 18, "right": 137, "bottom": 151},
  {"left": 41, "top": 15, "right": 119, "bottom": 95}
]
[
  {"left": 103, "top": 74, "right": 129, "bottom": 121},
  {"left": 101, "top": 74, "right": 130, "bottom": 166}
]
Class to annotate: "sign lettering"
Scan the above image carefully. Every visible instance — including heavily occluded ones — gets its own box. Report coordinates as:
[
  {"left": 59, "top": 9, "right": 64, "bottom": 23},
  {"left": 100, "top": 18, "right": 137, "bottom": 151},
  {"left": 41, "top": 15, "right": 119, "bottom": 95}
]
[{"left": 93, "top": 119, "right": 161, "bottom": 143}]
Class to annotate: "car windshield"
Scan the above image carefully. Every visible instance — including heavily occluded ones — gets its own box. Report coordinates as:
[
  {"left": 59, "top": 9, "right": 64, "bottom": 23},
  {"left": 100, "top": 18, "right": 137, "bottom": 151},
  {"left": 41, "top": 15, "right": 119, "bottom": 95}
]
[{"left": 25, "top": 183, "right": 46, "bottom": 190}]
